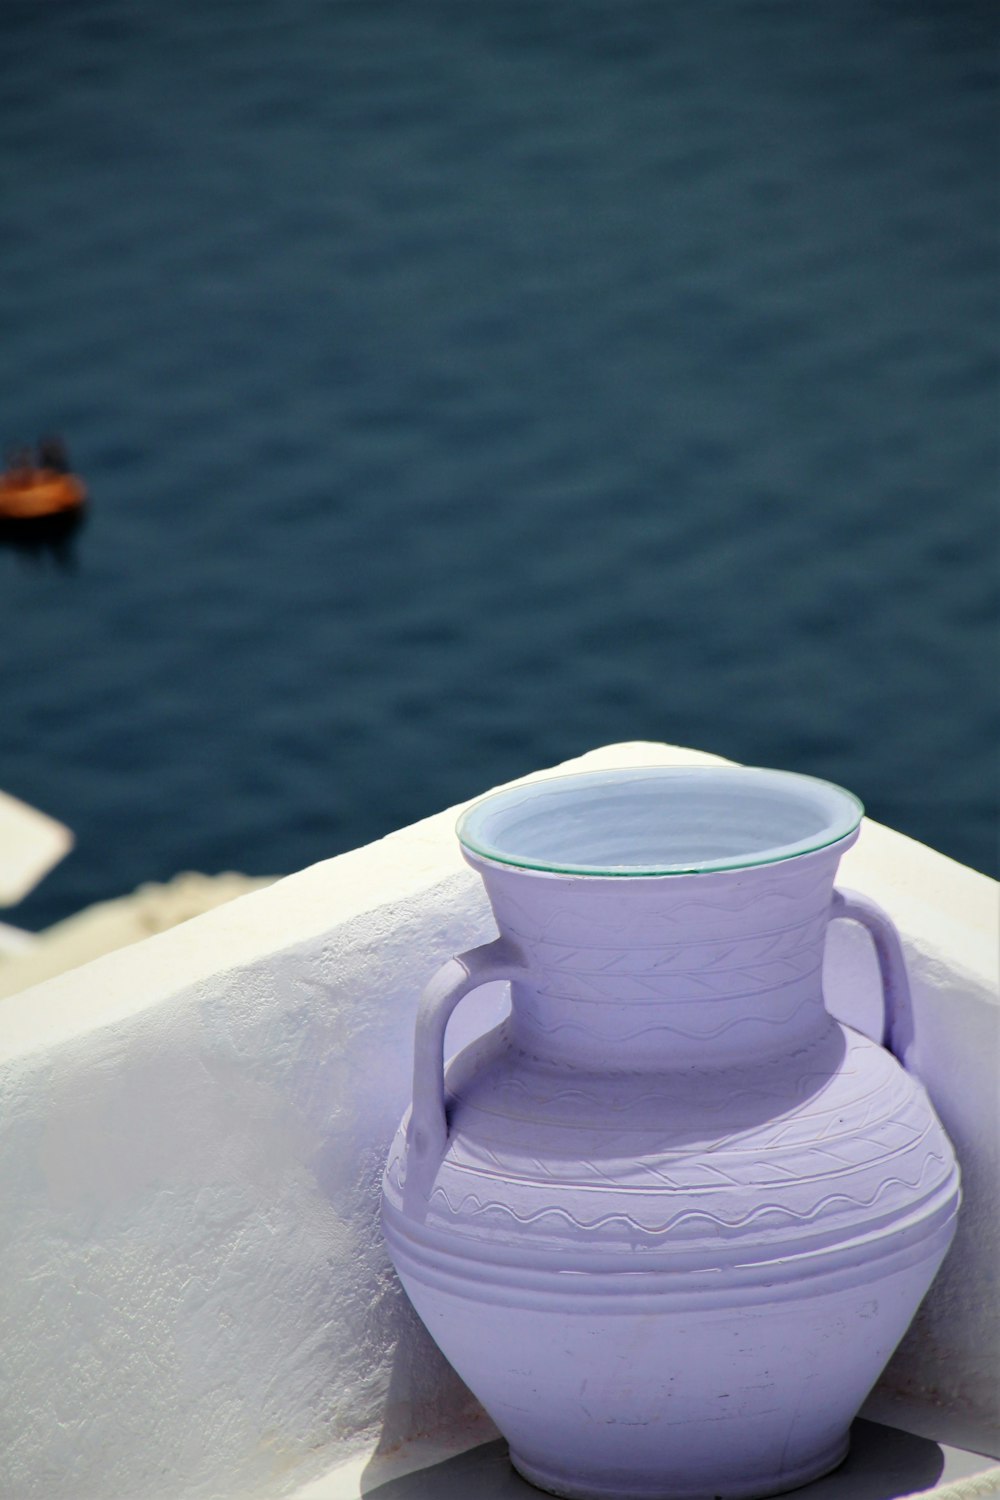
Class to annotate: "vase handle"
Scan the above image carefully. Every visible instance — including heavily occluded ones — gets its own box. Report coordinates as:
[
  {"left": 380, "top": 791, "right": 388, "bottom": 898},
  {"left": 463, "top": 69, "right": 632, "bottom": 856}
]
[
  {"left": 831, "top": 887, "right": 916, "bottom": 1071},
  {"left": 407, "top": 937, "right": 520, "bottom": 1188}
]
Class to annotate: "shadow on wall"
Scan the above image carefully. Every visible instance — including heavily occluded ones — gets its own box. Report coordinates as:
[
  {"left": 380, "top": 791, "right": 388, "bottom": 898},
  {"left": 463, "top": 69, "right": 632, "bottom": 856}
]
[
  {"left": 365, "top": 1288, "right": 485, "bottom": 1466},
  {"left": 361, "top": 1420, "right": 945, "bottom": 1498}
]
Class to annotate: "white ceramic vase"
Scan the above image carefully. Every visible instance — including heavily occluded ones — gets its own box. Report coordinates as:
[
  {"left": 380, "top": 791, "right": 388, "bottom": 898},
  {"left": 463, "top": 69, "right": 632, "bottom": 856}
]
[{"left": 382, "top": 767, "right": 960, "bottom": 1499}]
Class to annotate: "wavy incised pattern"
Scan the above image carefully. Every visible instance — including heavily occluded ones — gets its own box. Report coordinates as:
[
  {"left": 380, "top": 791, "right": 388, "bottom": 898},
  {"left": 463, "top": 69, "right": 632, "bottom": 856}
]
[
  {"left": 521, "top": 918, "right": 827, "bottom": 966},
  {"left": 381, "top": 1026, "right": 956, "bottom": 1262},
  {"left": 487, "top": 869, "right": 840, "bottom": 1054},
  {"left": 442, "top": 1132, "right": 939, "bottom": 1216},
  {"left": 525, "top": 958, "right": 822, "bottom": 1009},
  {"left": 386, "top": 848, "right": 959, "bottom": 1273},
  {"left": 444, "top": 1120, "right": 934, "bottom": 1194},
  {"left": 426, "top": 1149, "right": 950, "bottom": 1237},
  {"left": 514, "top": 987, "right": 819, "bottom": 1043},
  {"left": 382, "top": 1017, "right": 961, "bottom": 1256},
  {"left": 516, "top": 914, "right": 829, "bottom": 973}
]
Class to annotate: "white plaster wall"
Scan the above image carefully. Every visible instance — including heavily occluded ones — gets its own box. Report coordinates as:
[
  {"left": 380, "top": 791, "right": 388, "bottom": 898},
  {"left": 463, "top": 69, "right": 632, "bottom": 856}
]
[
  {"left": 0, "top": 743, "right": 996, "bottom": 1500},
  {"left": 827, "top": 826, "right": 999, "bottom": 1426}
]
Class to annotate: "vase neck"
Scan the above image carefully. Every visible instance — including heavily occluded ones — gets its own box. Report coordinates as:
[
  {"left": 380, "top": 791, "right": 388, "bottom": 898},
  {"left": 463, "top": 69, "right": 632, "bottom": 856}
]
[{"left": 474, "top": 850, "right": 846, "bottom": 1071}]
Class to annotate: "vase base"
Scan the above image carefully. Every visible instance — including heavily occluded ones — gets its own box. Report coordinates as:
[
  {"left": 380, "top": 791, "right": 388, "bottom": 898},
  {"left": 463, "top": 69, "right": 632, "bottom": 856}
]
[{"left": 509, "top": 1431, "right": 850, "bottom": 1500}]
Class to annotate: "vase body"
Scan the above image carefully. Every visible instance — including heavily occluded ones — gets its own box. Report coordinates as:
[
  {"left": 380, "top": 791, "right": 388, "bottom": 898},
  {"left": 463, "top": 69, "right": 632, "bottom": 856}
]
[{"left": 381, "top": 769, "right": 960, "bottom": 1500}]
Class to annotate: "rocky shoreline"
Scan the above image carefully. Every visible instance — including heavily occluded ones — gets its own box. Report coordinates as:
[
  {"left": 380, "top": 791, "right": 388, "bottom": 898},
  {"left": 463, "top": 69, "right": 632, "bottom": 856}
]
[{"left": 0, "top": 871, "right": 277, "bottom": 1000}]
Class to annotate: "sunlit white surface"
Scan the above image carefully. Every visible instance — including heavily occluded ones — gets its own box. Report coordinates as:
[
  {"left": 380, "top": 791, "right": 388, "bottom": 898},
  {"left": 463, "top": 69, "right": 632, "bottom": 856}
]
[{"left": 0, "top": 743, "right": 996, "bottom": 1500}]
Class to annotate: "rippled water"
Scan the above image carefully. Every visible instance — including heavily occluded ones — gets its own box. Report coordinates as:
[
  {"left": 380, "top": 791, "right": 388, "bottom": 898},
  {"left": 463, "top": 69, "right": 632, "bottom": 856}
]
[{"left": 1, "top": 0, "right": 997, "bottom": 927}]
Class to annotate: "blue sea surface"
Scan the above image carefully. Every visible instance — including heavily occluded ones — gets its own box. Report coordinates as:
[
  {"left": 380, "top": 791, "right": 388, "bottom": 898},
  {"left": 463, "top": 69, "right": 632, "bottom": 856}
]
[{"left": 1, "top": 0, "right": 997, "bottom": 928}]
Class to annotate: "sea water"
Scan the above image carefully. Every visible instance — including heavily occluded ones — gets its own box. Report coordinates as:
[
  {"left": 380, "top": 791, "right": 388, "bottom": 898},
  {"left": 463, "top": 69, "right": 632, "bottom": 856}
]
[{"left": 1, "top": 0, "right": 996, "bottom": 928}]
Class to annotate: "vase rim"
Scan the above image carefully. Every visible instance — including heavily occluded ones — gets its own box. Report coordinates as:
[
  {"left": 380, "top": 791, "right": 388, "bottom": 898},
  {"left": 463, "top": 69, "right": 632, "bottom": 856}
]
[{"left": 456, "top": 765, "right": 864, "bottom": 877}]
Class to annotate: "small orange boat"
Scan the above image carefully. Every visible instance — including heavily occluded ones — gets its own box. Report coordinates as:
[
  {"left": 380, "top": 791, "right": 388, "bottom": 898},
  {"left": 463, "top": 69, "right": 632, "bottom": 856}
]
[{"left": 0, "top": 441, "right": 87, "bottom": 521}]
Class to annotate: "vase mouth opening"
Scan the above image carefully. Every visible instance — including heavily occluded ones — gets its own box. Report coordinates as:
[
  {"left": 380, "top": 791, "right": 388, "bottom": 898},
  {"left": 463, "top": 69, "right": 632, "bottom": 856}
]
[{"left": 456, "top": 766, "right": 864, "bottom": 877}]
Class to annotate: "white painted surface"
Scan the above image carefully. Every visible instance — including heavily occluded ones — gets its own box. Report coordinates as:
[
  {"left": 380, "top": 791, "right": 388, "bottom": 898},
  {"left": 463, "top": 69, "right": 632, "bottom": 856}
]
[
  {"left": 0, "top": 744, "right": 996, "bottom": 1500},
  {"left": 0, "top": 788, "right": 73, "bottom": 907},
  {"left": 827, "top": 823, "right": 999, "bottom": 1432}
]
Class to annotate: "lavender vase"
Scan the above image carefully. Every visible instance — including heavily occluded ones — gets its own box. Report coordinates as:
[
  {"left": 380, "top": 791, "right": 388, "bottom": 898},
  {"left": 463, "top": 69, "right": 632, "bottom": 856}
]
[{"left": 381, "top": 767, "right": 960, "bottom": 1500}]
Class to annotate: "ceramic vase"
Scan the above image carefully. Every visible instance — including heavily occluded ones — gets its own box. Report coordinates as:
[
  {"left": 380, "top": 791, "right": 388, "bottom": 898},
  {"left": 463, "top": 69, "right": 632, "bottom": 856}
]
[{"left": 381, "top": 767, "right": 960, "bottom": 1500}]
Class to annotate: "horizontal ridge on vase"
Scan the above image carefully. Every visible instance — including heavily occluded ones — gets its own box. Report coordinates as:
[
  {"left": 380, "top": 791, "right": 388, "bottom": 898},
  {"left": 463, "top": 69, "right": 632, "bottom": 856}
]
[{"left": 381, "top": 766, "right": 960, "bottom": 1500}]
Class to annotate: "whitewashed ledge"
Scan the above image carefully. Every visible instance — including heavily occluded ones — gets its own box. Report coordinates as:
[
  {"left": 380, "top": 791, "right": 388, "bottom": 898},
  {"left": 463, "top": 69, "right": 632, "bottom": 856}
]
[{"left": 0, "top": 743, "right": 997, "bottom": 1500}]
